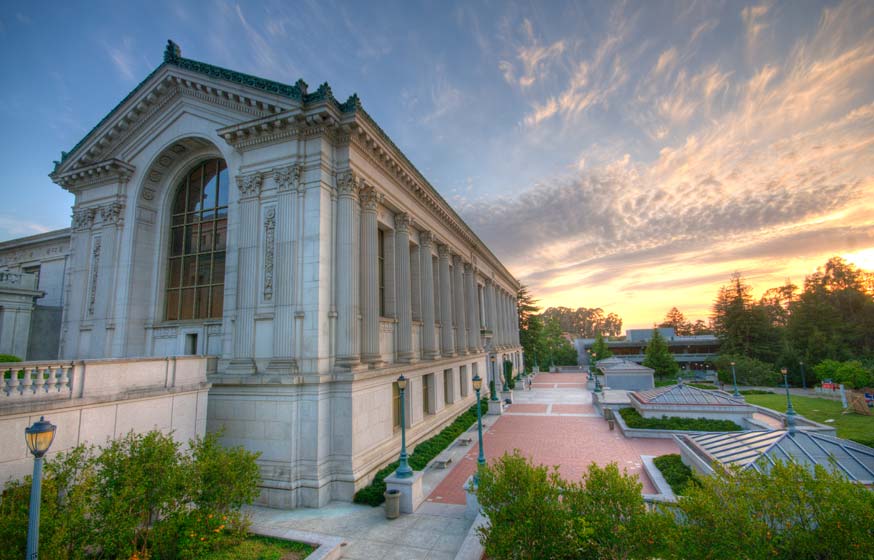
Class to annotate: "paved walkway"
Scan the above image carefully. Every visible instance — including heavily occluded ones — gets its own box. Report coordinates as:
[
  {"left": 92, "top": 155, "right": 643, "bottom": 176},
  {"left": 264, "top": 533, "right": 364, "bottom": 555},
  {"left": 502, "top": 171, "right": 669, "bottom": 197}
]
[
  {"left": 249, "top": 371, "right": 679, "bottom": 558},
  {"left": 427, "top": 372, "right": 679, "bottom": 505}
]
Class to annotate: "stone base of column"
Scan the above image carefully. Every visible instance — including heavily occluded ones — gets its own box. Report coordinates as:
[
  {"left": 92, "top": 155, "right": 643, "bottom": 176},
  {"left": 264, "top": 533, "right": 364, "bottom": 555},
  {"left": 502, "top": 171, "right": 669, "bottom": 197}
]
[
  {"left": 335, "top": 356, "right": 364, "bottom": 370},
  {"left": 396, "top": 352, "right": 419, "bottom": 364},
  {"left": 423, "top": 351, "right": 441, "bottom": 360},
  {"left": 265, "top": 358, "right": 299, "bottom": 375},
  {"left": 500, "top": 389, "right": 514, "bottom": 404},
  {"left": 487, "top": 400, "right": 503, "bottom": 415},
  {"left": 225, "top": 358, "right": 257, "bottom": 375},
  {"left": 362, "top": 354, "right": 383, "bottom": 368},
  {"left": 384, "top": 470, "right": 424, "bottom": 514}
]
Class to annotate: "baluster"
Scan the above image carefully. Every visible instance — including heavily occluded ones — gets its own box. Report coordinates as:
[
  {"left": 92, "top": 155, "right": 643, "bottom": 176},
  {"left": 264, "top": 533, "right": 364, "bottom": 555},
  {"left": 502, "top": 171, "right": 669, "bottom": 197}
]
[
  {"left": 2, "top": 371, "right": 10, "bottom": 396},
  {"left": 45, "top": 365, "right": 58, "bottom": 393},
  {"left": 22, "top": 367, "right": 33, "bottom": 394},
  {"left": 11, "top": 368, "right": 22, "bottom": 395},
  {"left": 34, "top": 366, "right": 46, "bottom": 394},
  {"left": 59, "top": 364, "right": 71, "bottom": 393}
]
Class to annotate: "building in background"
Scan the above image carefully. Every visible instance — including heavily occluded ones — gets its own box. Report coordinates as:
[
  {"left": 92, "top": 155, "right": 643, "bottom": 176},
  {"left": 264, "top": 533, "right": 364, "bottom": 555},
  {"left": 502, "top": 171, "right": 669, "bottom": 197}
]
[
  {"left": 0, "top": 41, "right": 523, "bottom": 508},
  {"left": 576, "top": 327, "right": 719, "bottom": 372}
]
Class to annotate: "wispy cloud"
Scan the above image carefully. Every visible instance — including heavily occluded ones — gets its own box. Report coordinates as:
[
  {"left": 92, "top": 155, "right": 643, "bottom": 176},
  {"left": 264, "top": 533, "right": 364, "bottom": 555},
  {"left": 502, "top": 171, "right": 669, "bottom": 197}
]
[{"left": 104, "top": 36, "right": 137, "bottom": 81}]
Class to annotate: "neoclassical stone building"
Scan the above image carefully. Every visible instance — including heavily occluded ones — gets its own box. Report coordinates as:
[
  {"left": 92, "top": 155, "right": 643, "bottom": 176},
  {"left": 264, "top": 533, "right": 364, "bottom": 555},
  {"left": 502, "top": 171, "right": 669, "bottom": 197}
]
[{"left": 5, "top": 41, "right": 522, "bottom": 507}]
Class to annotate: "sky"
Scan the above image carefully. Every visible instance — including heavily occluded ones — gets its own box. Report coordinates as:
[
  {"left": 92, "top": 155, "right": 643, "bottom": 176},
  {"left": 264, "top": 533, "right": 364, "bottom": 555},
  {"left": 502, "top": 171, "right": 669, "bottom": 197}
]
[{"left": 0, "top": 0, "right": 872, "bottom": 329}]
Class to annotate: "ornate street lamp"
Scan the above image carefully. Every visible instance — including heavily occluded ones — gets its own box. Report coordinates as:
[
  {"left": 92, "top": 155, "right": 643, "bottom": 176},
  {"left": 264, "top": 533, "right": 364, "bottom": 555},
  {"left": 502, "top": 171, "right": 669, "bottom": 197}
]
[
  {"left": 472, "top": 374, "right": 486, "bottom": 483},
  {"left": 799, "top": 361, "right": 807, "bottom": 390},
  {"left": 25, "top": 416, "right": 57, "bottom": 560},
  {"left": 395, "top": 376, "right": 413, "bottom": 478},
  {"left": 730, "top": 361, "right": 740, "bottom": 397},
  {"left": 781, "top": 368, "right": 797, "bottom": 432},
  {"left": 489, "top": 354, "right": 498, "bottom": 401}
]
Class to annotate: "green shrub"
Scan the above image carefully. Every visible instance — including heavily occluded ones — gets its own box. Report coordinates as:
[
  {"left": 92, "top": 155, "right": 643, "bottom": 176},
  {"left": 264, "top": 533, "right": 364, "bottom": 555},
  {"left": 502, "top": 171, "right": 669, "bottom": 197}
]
[
  {"left": 618, "top": 408, "right": 742, "bottom": 432},
  {"left": 503, "top": 360, "right": 515, "bottom": 390},
  {"left": 652, "top": 454, "right": 699, "bottom": 495},
  {"left": 0, "top": 430, "right": 261, "bottom": 560},
  {"left": 686, "top": 382, "right": 716, "bottom": 390},
  {"left": 715, "top": 354, "right": 781, "bottom": 387},
  {"left": 0, "top": 354, "right": 21, "bottom": 363},
  {"left": 740, "top": 389, "right": 773, "bottom": 395},
  {"left": 353, "top": 399, "right": 487, "bottom": 506}
]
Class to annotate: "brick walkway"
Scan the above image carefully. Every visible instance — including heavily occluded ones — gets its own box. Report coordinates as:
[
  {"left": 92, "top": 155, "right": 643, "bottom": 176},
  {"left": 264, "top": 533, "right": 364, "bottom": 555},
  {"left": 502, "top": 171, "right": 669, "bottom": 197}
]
[{"left": 426, "top": 372, "right": 679, "bottom": 505}]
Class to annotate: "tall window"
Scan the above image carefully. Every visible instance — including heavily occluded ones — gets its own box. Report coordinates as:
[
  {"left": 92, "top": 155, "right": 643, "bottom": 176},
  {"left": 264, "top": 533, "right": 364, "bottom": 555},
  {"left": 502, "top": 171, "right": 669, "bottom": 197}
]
[
  {"left": 166, "top": 158, "right": 228, "bottom": 320},
  {"left": 378, "top": 229, "right": 386, "bottom": 317}
]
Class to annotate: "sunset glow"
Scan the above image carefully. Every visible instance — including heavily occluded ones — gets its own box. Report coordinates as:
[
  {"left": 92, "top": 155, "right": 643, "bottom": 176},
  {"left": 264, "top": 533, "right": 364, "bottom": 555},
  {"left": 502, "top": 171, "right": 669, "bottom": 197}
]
[{"left": 1, "top": 1, "right": 872, "bottom": 329}]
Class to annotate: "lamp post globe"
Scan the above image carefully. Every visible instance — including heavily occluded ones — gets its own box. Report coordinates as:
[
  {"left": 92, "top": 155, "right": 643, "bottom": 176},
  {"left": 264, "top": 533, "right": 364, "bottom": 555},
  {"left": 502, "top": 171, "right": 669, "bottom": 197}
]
[
  {"left": 25, "top": 416, "right": 57, "bottom": 560},
  {"left": 395, "top": 375, "right": 413, "bottom": 478},
  {"left": 472, "top": 374, "right": 486, "bottom": 483}
]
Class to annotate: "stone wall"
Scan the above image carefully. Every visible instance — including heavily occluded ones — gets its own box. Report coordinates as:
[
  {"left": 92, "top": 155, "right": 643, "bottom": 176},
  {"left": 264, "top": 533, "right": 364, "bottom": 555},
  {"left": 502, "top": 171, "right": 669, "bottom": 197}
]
[{"left": 0, "top": 356, "right": 211, "bottom": 483}]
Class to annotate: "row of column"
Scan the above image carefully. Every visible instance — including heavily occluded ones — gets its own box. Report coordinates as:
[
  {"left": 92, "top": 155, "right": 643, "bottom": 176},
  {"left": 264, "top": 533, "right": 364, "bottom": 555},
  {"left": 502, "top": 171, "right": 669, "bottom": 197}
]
[{"left": 334, "top": 175, "right": 521, "bottom": 368}]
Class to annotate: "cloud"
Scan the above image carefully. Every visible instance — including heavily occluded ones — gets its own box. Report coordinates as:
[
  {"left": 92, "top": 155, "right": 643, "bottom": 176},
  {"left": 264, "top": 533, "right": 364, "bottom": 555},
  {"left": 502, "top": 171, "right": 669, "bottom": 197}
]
[
  {"left": 741, "top": 3, "right": 770, "bottom": 46},
  {"left": 105, "top": 37, "right": 137, "bottom": 81},
  {"left": 0, "top": 215, "right": 52, "bottom": 240}
]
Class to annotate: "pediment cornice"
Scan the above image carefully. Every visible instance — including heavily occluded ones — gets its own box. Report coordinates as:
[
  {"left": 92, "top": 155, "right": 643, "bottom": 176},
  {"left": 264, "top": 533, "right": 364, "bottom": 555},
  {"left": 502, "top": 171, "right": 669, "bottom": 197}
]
[{"left": 53, "top": 158, "right": 136, "bottom": 193}]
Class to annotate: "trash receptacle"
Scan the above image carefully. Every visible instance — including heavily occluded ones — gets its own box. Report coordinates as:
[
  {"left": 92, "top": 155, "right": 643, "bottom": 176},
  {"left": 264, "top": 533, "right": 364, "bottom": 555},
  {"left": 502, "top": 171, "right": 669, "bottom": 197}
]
[{"left": 384, "top": 489, "right": 401, "bottom": 519}]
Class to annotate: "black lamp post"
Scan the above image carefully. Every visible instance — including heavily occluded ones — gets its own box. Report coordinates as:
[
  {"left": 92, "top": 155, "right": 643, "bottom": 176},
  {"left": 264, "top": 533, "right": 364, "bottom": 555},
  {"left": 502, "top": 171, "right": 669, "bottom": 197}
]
[
  {"left": 472, "top": 374, "right": 486, "bottom": 483},
  {"left": 799, "top": 361, "right": 807, "bottom": 390},
  {"left": 730, "top": 361, "right": 740, "bottom": 397},
  {"left": 781, "top": 368, "right": 797, "bottom": 432},
  {"left": 395, "top": 375, "right": 412, "bottom": 478},
  {"left": 25, "top": 416, "right": 57, "bottom": 560}
]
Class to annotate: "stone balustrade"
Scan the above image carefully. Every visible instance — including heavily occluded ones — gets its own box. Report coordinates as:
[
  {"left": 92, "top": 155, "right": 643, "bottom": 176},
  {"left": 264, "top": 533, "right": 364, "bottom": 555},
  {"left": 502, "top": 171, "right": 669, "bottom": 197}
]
[
  {"left": 2, "top": 362, "right": 73, "bottom": 401},
  {"left": 0, "top": 271, "right": 37, "bottom": 291}
]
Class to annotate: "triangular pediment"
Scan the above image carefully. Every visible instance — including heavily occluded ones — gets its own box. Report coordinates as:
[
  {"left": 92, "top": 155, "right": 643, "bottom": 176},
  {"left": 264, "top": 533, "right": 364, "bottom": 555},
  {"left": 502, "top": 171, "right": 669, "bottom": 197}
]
[{"left": 50, "top": 41, "right": 312, "bottom": 187}]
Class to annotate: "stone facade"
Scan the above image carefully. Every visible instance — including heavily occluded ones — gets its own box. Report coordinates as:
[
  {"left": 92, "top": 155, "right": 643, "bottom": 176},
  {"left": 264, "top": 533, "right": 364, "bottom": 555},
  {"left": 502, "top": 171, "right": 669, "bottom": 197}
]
[{"left": 1, "top": 41, "right": 523, "bottom": 508}]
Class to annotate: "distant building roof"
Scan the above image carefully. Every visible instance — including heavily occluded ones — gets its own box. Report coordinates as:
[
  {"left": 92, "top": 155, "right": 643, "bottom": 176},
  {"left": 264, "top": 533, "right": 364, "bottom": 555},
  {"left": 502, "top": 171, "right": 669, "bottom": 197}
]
[
  {"left": 595, "top": 356, "right": 628, "bottom": 368},
  {"left": 681, "top": 429, "right": 874, "bottom": 484},
  {"left": 632, "top": 384, "right": 746, "bottom": 407}
]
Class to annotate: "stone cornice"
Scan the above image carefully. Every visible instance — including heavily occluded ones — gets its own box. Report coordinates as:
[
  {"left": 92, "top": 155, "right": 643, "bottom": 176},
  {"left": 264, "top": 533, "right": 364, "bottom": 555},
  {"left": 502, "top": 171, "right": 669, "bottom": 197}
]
[{"left": 53, "top": 159, "right": 136, "bottom": 193}]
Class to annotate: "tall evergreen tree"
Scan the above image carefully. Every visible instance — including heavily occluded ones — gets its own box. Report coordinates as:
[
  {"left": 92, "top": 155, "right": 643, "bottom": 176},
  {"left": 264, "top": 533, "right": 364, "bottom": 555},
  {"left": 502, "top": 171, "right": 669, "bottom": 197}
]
[
  {"left": 643, "top": 329, "right": 679, "bottom": 378},
  {"left": 591, "top": 332, "right": 612, "bottom": 361}
]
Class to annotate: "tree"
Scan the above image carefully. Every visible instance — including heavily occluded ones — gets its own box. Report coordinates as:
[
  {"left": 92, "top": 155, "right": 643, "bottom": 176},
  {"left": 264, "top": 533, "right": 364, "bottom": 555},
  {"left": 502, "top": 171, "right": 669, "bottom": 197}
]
[
  {"left": 517, "top": 285, "right": 542, "bottom": 370},
  {"left": 590, "top": 332, "right": 612, "bottom": 362},
  {"left": 643, "top": 329, "right": 679, "bottom": 378},
  {"left": 542, "top": 317, "right": 578, "bottom": 366},
  {"left": 516, "top": 284, "right": 540, "bottom": 333},
  {"left": 714, "top": 354, "right": 781, "bottom": 387},
  {"left": 659, "top": 307, "right": 692, "bottom": 335},
  {"left": 712, "top": 273, "right": 782, "bottom": 363},
  {"left": 812, "top": 359, "right": 874, "bottom": 389}
]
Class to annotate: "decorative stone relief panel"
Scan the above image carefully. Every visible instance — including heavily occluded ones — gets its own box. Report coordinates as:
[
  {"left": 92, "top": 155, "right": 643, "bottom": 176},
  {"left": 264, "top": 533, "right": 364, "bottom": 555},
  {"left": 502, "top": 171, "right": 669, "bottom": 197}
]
[
  {"left": 263, "top": 207, "right": 276, "bottom": 301},
  {"left": 274, "top": 164, "right": 302, "bottom": 193},
  {"left": 87, "top": 235, "right": 102, "bottom": 317},
  {"left": 152, "top": 326, "right": 178, "bottom": 339}
]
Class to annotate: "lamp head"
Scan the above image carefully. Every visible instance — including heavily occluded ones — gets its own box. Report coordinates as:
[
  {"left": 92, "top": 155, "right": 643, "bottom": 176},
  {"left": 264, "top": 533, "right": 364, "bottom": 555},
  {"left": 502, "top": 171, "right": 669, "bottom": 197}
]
[
  {"left": 25, "top": 416, "right": 56, "bottom": 458},
  {"left": 397, "top": 375, "right": 407, "bottom": 391},
  {"left": 730, "top": 361, "right": 735, "bottom": 366},
  {"left": 781, "top": 367, "right": 788, "bottom": 377},
  {"left": 490, "top": 355, "right": 496, "bottom": 363},
  {"left": 472, "top": 374, "right": 482, "bottom": 392}
]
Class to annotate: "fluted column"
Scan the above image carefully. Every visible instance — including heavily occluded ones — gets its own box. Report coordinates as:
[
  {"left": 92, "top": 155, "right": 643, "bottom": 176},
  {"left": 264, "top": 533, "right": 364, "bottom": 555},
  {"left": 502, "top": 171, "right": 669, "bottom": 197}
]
[
  {"left": 229, "top": 172, "right": 262, "bottom": 373},
  {"left": 419, "top": 231, "right": 439, "bottom": 360},
  {"left": 360, "top": 186, "right": 381, "bottom": 365},
  {"left": 498, "top": 289, "right": 506, "bottom": 348},
  {"left": 334, "top": 171, "right": 361, "bottom": 367},
  {"left": 438, "top": 243, "right": 455, "bottom": 357},
  {"left": 451, "top": 255, "right": 467, "bottom": 355},
  {"left": 395, "top": 213, "right": 414, "bottom": 362},
  {"left": 464, "top": 263, "right": 479, "bottom": 353},
  {"left": 486, "top": 279, "right": 497, "bottom": 340}
]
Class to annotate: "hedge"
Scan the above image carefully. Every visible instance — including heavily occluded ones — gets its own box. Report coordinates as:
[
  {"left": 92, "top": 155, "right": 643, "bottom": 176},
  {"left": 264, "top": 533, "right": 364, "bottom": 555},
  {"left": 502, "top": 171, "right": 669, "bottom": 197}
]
[
  {"left": 353, "top": 398, "right": 487, "bottom": 506},
  {"left": 618, "top": 408, "right": 742, "bottom": 432},
  {"left": 652, "top": 454, "right": 699, "bottom": 495}
]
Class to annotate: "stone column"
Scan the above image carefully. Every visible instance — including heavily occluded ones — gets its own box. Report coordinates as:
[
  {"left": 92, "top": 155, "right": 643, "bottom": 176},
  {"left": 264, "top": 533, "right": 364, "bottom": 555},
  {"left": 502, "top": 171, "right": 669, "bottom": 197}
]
[
  {"left": 486, "top": 280, "right": 497, "bottom": 339},
  {"left": 395, "top": 213, "right": 414, "bottom": 362},
  {"left": 452, "top": 255, "right": 467, "bottom": 355},
  {"left": 268, "top": 165, "right": 301, "bottom": 373},
  {"left": 228, "top": 172, "right": 262, "bottom": 373},
  {"left": 419, "top": 231, "right": 439, "bottom": 360},
  {"left": 464, "top": 264, "right": 480, "bottom": 352},
  {"left": 438, "top": 243, "right": 455, "bottom": 357},
  {"left": 360, "top": 186, "right": 381, "bottom": 365},
  {"left": 410, "top": 243, "right": 421, "bottom": 322},
  {"left": 334, "top": 171, "right": 361, "bottom": 367}
]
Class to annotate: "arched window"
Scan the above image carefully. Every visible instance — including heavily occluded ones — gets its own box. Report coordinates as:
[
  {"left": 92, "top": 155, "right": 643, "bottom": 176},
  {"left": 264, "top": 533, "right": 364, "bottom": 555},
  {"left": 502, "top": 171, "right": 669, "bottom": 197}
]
[{"left": 165, "top": 158, "right": 228, "bottom": 320}]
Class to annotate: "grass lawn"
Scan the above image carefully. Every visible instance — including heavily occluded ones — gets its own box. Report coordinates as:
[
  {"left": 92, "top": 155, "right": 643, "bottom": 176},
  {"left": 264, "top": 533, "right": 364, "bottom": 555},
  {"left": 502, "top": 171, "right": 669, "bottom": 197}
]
[
  {"left": 202, "top": 535, "right": 315, "bottom": 560},
  {"left": 744, "top": 394, "right": 874, "bottom": 447}
]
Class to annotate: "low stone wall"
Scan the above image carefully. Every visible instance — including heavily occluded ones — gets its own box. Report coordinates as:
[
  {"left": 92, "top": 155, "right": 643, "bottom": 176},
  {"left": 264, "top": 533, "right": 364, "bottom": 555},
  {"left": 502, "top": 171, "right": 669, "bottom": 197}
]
[
  {"left": 612, "top": 407, "right": 724, "bottom": 439},
  {"left": 0, "top": 356, "right": 212, "bottom": 483}
]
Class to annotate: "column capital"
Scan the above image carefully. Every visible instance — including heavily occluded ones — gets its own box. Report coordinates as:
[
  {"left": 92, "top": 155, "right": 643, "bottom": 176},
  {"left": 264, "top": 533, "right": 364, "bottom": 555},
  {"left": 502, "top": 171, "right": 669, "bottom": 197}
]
[
  {"left": 451, "top": 254, "right": 464, "bottom": 267},
  {"left": 359, "top": 185, "right": 381, "bottom": 212},
  {"left": 236, "top": 172, "right": 263, "bottom": 199},
  {"left": 463, "top": 262, "right": 473, "bottom": 273},
  {"left": 336, "top": 170, "right": 361, "bottom": 198},
  {"left": 395, "top": 212, "right": 411, "bottom": 233},
  {"left": 274, "top": 164, "right": 302, "bottom": 193},
  {"left": 419, "top": 230, "right": 434, "bottom": 248},
  {"left": 437, "top": 243, "right": 451, "bottom": 258}
]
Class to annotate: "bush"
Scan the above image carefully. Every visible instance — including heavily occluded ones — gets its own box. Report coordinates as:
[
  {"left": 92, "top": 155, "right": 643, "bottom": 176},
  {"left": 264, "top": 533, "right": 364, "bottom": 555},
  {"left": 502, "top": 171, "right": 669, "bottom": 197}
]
[
  {"left": 618, "top": 408, "right": 742, "bottom": 432},
  {"left": 353, "top": 398, "right": 487, "bottom": 506},
  {"left": 0, "top": 354, "right": 21, "bottom": 363},
  {"left": 813, "top": 359, "right": 874, "bottom": 389},
  {"left": 714, "top": 354, "right": 781, "bottom": 387},
  {"left": 740, "top": 389, "right": 773, "bottom": 395},
  {"left": 503, "top": 360, "right": 515, "bottom": 390},
  {"left": 671, "top": 461, "right": 874, "bottom": 559},
  {"left": 652, "top": 454, "right": 699, "bottom": 495},
  {"left": 0, "top": 430, "right": 261, "bottom": 560},
  {"left": 476, "top": 451, "right": 671, "bottom": 560}
]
